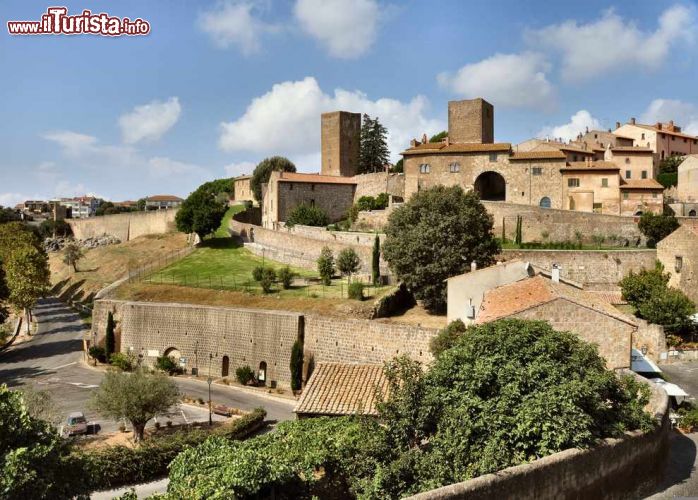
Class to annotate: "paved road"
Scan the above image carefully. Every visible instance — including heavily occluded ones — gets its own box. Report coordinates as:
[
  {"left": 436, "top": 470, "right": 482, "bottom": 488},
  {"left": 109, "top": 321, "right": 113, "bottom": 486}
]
[{"left": 645, "top": 362, "right": 698, "bottom": 499}]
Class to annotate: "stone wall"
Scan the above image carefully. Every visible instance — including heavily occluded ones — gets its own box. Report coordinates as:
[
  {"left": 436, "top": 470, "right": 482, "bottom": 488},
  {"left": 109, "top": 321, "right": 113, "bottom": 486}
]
[
  {"left": 407, "top": 374, "right": 670, "bottom": 500},
  {"left": 500, "top": 249, "right": 657, "bottom": 289},
  {"left": 657, "top": 225, "right": 698, "bottom": 304},
  {"left": 68, "top": 209, "right": 178, "bottom": 241},
  {"left": 353, "top": 172, "right": 405, "bottom": 200}
]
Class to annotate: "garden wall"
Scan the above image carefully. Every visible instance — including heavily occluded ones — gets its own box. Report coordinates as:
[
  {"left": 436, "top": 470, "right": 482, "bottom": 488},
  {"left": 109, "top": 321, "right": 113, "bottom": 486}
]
[
  {"left": 407, "top": 374, "right": 670, "bottom": 500},
  {"left": 68, "top": 209, "right": 177, "bottom": 242}
]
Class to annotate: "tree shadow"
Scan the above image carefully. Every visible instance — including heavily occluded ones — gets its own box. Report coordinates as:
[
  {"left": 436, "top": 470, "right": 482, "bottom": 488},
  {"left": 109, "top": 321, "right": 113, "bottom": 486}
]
[
  {"left": 200, "top": 237, "right": 242, "bottom": 250},
  {"left": 0, "top": 365, "right": 55, "bottom": 388},
  {"left": 647, "top": 430, "right": 697, "bottom": 496},
  {"left": 0, "top": 337, "right": 83, "bottom": 364}
]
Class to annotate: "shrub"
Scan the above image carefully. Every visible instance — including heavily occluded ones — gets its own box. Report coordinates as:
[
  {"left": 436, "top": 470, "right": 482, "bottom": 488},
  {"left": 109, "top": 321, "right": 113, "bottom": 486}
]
[
  {"left": 336, "top": 248, "right": 361, "bottom": 279},
  {"left": 356, "top": 196, "right": 376, "bottom": 212},
  {"left": 260, "top": 267, "right": 276, "bottom": 294},
  {"left": 290, "top": 340, "right": 303, "bottom": 391},
  {"left": 109, "top": 352, "right": 134, "bottom": 371},
  {"left": 638, "top": 212, "right": 680, "bottom": 248},
  {"left": 348, "top": 282, "right": 365, "bottom": 301},
  {"left": 236, "top": 365, "right": 255, "bottom": 385},
  {"left": 678, "top": 406, "right": 698, "bottom": 431},
  {"left": 251, "top": 266, "right": 264, "bottom": 282},
  {"left": 88, "top": 346, "right": 107, "bottom": 363},
  {"left": 429, "top": 319, "right": 467, "bottom": 357},
  {"left": 156, "top": 355, "right": 183, "bottom": 375},
  {"left": 317, "top": 247, "right": 334, "bottom": 286},
  {"left": 277, "top": 266, "right": 296, "bottom": 289},
  {"left": 285, "top": 204, "right": 329, "bottom": 228},
  {"left": 375, "top": 192, "right": 389, "bottom": 210}
]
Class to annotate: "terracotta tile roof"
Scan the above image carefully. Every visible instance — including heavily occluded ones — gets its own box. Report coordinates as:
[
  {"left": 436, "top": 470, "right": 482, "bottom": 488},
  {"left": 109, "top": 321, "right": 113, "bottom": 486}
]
[
  {"left": 476, "top": 275, "right": 636, "bottom": 326},
  {"left": 611, "top": 146, "right": 654, "bottom": 153},
  {"left": 556, "top": 144, "right": 595, "bottom": 155},
  {"left": 402, "top": 142, "right": 511, "bottom": 155},
  {"left": 234, "top": 175, "right": 252, "bottom": 181},
  {"left": 410, "top": 141, "right": 447, "bottom": 151},
  {"left": 509, "top": 151, "right": 567, "bottom": 160},
  {"left": 561, "top": 161, "right": 620, "bottom": 171},
  {"left": 632, "top": 123, "right": 698, "bottom": 141},
  {"left": 294, "top": 363, "right": 388, "bottom": 416},
  {"left": 147, "top": 195, "right": 183, "bottom": 202},
  {"left": 277, "top": 172, "right": 357, "bottom": 185},
  {"left": 587, "top": 290, "right": 627, "bottom": 305},
  {"left": 619, "top": 179, "right": 664, "bottom": 190}
]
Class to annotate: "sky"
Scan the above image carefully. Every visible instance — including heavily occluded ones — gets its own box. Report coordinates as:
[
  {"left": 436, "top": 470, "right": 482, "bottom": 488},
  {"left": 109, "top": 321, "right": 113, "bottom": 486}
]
[{"left": 1, "top": 0, "right": 698, "bottom": 205}]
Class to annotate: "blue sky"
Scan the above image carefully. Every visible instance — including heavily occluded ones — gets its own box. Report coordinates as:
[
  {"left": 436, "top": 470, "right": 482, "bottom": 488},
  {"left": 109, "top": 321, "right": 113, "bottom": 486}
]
[{"left": 1, "top": 0, "right": 697, "bottom": 205}]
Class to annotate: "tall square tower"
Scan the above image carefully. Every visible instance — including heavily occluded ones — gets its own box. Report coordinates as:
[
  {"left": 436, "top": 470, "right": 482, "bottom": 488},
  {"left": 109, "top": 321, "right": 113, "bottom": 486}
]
[
  {"left": 448, "top": 98, "right": 494, "bottom": 144},
  {"left": 321, "top": 111, "right": 361, "bottom": 177}
]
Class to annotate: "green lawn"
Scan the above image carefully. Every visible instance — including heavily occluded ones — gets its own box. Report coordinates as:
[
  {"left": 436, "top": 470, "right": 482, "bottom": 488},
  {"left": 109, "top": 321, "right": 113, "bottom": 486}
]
[{"left": 214, "top": 205, "right": 245, "bottom": 238}]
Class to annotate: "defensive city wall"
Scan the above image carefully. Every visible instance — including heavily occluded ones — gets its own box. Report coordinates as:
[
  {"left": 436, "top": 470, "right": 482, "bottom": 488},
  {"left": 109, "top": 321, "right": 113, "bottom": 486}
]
[
  {"left": 91, "top": 299, "right": 437, "bottom": 389},
  {"left": 67, "top": 209, "right": 177, "bottom": 242}
]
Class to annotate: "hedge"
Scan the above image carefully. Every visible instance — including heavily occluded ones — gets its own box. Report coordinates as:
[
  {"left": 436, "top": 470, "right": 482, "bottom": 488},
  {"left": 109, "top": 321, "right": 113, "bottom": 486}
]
[{"left": 80, "top": 407, "right": 267, "bottom": 492}]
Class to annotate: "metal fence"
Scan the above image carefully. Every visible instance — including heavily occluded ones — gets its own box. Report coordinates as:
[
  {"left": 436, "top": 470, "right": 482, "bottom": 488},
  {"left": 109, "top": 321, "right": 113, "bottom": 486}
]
[{"left": 126, "top": 246, "right": 196, "bottom": 284}]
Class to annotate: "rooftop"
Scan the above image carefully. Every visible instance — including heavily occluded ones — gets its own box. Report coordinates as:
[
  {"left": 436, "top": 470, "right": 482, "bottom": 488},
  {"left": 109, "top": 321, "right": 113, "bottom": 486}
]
[
  {"left": 509, "top": 151, "right": 566, "bottom": 161},
  {"left": 561, "top": 161, "right": 620, "bottom": 171},
  {"left": 294, "top": 363, "right": 388, "bottom": 416},
  {"left": 619, "top": 179, "right": 665, "bottom": 190},
  {"left": 628, "top": 123, "right": 698, "bottom": 141},
  {"left": 611, "top": 146, "right": 654, "bottom": 153},
  {"left": 277, "top": 171, "right": 357, "bottom": 185},
  {"left": 146, "top": 195, "right": 183, "bottom": 202},
  {"left": 402, "top": 142, "right": 511, "bottom": 155}
]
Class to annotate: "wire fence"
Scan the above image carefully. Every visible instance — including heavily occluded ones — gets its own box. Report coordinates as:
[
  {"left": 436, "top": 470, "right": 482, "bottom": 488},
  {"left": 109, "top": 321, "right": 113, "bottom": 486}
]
[{"left": 125, "top": 246, "right": 197, "bottom": 284}]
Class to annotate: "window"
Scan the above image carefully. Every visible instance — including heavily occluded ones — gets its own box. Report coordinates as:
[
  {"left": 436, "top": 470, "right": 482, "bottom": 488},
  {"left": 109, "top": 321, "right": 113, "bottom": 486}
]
[
  {"left": 593, "top": 203, "right": 603, "bottom": 213},
  {"left": 311, "top": 184, "right": 315, "bottom": 191},
  {"left": 567, "top": 178, "right": 580, "bottom": 188},
  {"left": 572, "top": 155, "right": 578, "bottom": 161},
  {"left": 623, "top": 192, "right": 629, "bottom": 199},
  {"left": 449, "top": 162, "right": 460, "bottom": 173},
  {"left": 310, "top": 199, "right": 315, "bottom": 207},
  {"left": 419, "top": 163, "right": 430, "bottom": 174},
  {"left": 641, "top": 133, "right": 645, "bottom": 140},
  {"left": 289, "top": 183, "right": 293, "bottom": 191},
  {"left": 689, "top": 209, "right": 697, "bottom": 217},
  {"left": 661, "top": 151, "right": 665, "bottom": 159},
  {"left": 684, "top": 138, "right": 688, "bottom": 143},
  {"left": 625, "top": 157, "right": 630, "bottom": 164},
  {"left": 594, "top": 133, "right": 598, "bottom": 139},
  {"left": 672, "top": 136, "right": 675, "bottom": 141},
  {"left": 625, "top": 170, "right": 631, "bottom": 179},
  {"left": 489, "top": 153, "right": 497, "bottom": 162},
  {"left": 652, "top": 192, "right": 657, "bottom": 198},
  {"left": 532, "top": 167, "right": 543, "bottom": 176},
  {"left": 539, "top": 197, "right": 551, "bottom": 208},
  {"left": 601, "top": 178, "right": 608, "bottom": 187},
  {"left": 641, "top": 171, "right": 648, "bottom": 179}
]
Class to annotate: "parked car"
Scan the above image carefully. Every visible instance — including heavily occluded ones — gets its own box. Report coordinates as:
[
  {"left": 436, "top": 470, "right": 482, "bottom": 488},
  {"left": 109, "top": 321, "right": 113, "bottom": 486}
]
[{"left": 63, "top": 411, "right": 88, "bottom": 437}]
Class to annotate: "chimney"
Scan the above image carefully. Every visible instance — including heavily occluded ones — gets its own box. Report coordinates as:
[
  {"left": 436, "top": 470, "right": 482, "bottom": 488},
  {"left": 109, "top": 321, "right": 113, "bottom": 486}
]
[
  {"left": 410, "top": 138, "right": 418, "bottom": 147},
  {"left": 585, "top": 126, "right": 589, "bottom": 133},
  {"left": 656, "top": 122, "right": 662, "bottom": 130},
  {"left": 422, "top": 133, "right": 428, "bottom": 144},
  {"left": 551, "top": 263, "right": 560, "bottom": 283},
  {"left": 630, "top": 117, "right": 636, "bottom": 125},
  {"left": 471, "top": 261, "right": 477, "bottom": 272},
  {"left": 615, "top": 121, "right": 620, "bottom": 129}
]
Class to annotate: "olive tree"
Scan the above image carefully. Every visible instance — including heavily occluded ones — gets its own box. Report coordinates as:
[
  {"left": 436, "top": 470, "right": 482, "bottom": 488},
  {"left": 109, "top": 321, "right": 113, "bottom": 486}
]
[
  {"left": 92, "top": 368, "right": 180, "bottom": 442},
  {"left": 62, "top": 241, "right": 84, "bottom": 273}
]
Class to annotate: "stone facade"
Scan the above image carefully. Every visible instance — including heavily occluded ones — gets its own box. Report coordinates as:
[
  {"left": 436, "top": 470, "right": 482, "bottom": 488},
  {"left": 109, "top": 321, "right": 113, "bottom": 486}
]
[
  {"left": 67, "top": 209, "right": 177, "bottom": 241},
  {"left": 448, "top": 98, "right": 494, "bottom": 144},
  {"left": 620, "top": 187, "right": 663, "bottom": 216},
  {"left": 321, "top": 111, "right": 361, "bottom": 177},
  {"left": 353, "top": 172, "right": 405, "bottom": 202},
  {"left": 657, "top": 225, "right": 698, "bottom": 304},
  {"left": 615, "top": 120, "right": 698, "bottom": 167},
  {"left": 678, "top": 155, "right": 698, "bottom": 202},
  {"left": 232, "top": 175, "right": 253, "bottom": 203},
  {"left": 561, "top": 165, "right": 621, "bottom": 214}
]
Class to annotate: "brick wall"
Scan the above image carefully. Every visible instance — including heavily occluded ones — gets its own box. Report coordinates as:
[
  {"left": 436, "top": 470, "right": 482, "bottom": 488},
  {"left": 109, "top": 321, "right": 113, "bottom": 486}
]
[
  {"left": 68, "top": 209, "right": 177, "bottom": 241},
  {"left": 501, "top": 249, "right": 657, "bottom": 289}
]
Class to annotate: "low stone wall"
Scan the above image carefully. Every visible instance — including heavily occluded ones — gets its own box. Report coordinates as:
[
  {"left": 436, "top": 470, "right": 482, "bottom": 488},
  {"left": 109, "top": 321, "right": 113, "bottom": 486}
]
[
  {"left": 68, "top": 209, "right": 178, "bottom": 241},
  {"left": 407, "top": 374, "right": 670, "bottom": 500},
  {"left": 500, "top": 249, "right": 657, "bottom": 289}
]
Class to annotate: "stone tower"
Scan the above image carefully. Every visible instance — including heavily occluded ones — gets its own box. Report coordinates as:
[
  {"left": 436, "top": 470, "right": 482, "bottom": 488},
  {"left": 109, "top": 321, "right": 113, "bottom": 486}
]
[
  {"left": 447, "top": 98, "right": 494, "bottom": 144},
  {"left": 321, "top": 111, "right": 361, "bottom": 177}
]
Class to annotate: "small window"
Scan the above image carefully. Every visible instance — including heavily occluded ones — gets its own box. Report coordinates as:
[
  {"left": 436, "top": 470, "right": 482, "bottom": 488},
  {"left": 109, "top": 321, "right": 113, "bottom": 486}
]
[
  {"left": 449, "top": 162, "right": 460, "bottom": 173},
  {"left": 652, "top": 192, "right": 657, "bottom": 198},
  {"left": 625, "top": 157, "right": 630, "bottom": 164},
  {"left": 689, "top": 209, "right": 697, "bottom": 217},
  {"left": 573, "top": 155, "right": 578, "bottom": 161},
  {"left": 539, "top": 197, "right": 551, "bottom": 208},
  {"left": 684, "top": 138, "right": 688, "bottom": 143},
  {"left": 311, "top": 184, "right": 315, "bottom": 191},
  {"left": 594, "top": 133, "right": 598, "bottom": 139},
  {"left": 489, "top": 153, "right": 497, "bottom": 162},
  {"left": 593, "top": 202, "right": 603, "bottom": 213},
  {"left": 419, "top": 164, "right": 430, "bottom": 174},
  {"left": 289, "top": 184, "right": 294, "bottom": 191},
  {"left": 625, "top": 170, "right": 631, "bottom": 179},
  {"left": 641, "top": 133, "right": 645, "bottom": 140},
  {"left": 623, "top": 192, "right": 629, "bottom": 199},
  {"left": 641, "top": 171, "right": 648, "bottom": 179},
  {"left": 601, "top": 178, "right": 608, "bottom": 187},
  {"left": 532, "top": 167, "right": 543, "bottom": 176},
  {"left": 567, "top": 178, "right": 580, "bottom": 188}
]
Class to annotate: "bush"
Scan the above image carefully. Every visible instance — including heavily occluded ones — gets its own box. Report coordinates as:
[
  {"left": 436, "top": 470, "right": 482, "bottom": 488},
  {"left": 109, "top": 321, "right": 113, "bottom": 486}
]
[
  {"left": 88, "top": 346, "right": 107, "bottom": 363},
  {"left": 375, "top": 192, "right": 389, "bottom": 210},
  {"left": 372, "top": 235, "right": 381, "bottom": 284},
  {"left": 260, "top": 267, "right": 276, "bottom": 293},
  {"left": 429, "top": 319, "right": 467, "bottom": 357},
  {"left": 678, "top": 406, "right": 698, "bottom": 431},
  {"left": 348, "top": 282, "right": 365, "bottom": 301},
  {"left": 38, "top": 219, "right": 72, "bottom": 239},
  {"left": 156, "top": 356, "right": 183, "bottom": 375},
  {"left": 638, "top": 212, "right": 680, "bottom": 248},
  {"left": 277, "top": 266, "right": 296, "bottom": 289},
  {"left": 336, "top": 248, "right": 361, "bottom": 279},
  {"left": 285, "top": 204, "right": 329, "bottom": 228},
  {"left": 236, "top": 365, "right": 255, "bottom": 385},
  {"left": 317, "top": 247, "right": 334, "bottom": 286},
  {"left": 109, "top": 352, "right": 134, "bottom": 372},
  {"left": 657, "top": 172, "right": 678, "bottom": 188},
  {"left": 356, "top": 196, "right": 376, "bottom": 212}
]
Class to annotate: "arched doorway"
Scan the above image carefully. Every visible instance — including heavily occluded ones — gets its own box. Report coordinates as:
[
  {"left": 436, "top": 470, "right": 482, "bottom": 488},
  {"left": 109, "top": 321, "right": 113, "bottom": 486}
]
[
  {"left": 689, "top": 209, "right": 697, "bottom": 217},
  {"left": 539, "top": 197, "right": 551, "bottom": 208},
  {"left": 221, "top": 356, "right": 229, "bottom": 377},
  {"left": 634, "top": 211, "right": 643, "bottom": 216},
  {"left": 163, "top": 347, "right": 181, "bottom": 360},
  {"left": 474, "top": 172, "right": 506, "bottom": 201},
  {"left": 258, "top": 361, "right": 267, "bottom": 385}
]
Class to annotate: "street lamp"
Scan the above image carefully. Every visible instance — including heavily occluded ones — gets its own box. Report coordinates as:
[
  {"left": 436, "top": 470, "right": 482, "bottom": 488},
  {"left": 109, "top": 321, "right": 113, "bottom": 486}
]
[{"left": 207, "top": 353, "right": 213, "bottom": 426}]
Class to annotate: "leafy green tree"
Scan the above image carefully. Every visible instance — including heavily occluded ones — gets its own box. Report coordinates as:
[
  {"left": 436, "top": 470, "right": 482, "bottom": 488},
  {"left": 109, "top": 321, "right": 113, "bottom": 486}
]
[
  {"left": 429, "top": 319, "right": 467, "bottom": 358},
  {"left": 620, "top": 263, "right": 669, "bottom": 307},
  {"left": 372, "top": 235, "right": 380, "bottom": 285},
  {"left": 336, "top": 248, "right": 361, "bottom": 281},
  {"left": 250, "top": 156, "right": 296, "bottom": 202},
  {"left": 5, "top": 246, "right": 50, "bottom": 334},
  {"left": 356, "top": 195, "right": 376, "bottom": 211},
  {"left": 359, "top": 114, "right": 390, "bottom": 174},
  {"left": 259, "top": 267, "right": 276, "bottom": 293},
  {"left": 38, "top": 219, "right": 72, "bottom": 239},
  {"left": 316, "top": 247, "right": 334, "bottom": 286},
  {"left": 637, "top": 288, "right": 695, "bottom": 327},
  {"left": 290, "top": 339, "right": 303, "bottom": 391},
  {"left": 375, "top": 192, "right": 389, "bottom": 210},
  {"left": 0, "top": 222, "right": 43, "bottom": 263},
  {"left": 0, "top": 206, "right": 20, "bottom": 224},
  {"left": 175, "top": 184, "right": 228, "bottom": 241},
  {"left": 638, "top": 212, "right": 680, "bottom": 248},
  {"left": 278, "top": 266, "right": 296, "bottom": 289},
  {"left": 658, "top": 154, "right": 684, "bottom": 174},
  {"left": 382, "top": 186, "right": 500, "bottom": 312},
  {"left": 136, "top": 198, "right": 147, "bottom": 211},
  {"left": 429, "top": 131, "right": 448, "bottom": 143},
  {"left": 62, "top": 241, "right": 84, "bottom": 272},
  {"left": 92, "top": 368, "right": 180, "bottom": 442},
  {"left": 285, "top": 203, "right": 329, "bottom": 227},
  {"left": 391, "top": 158, "right": 403, "bottom": 173},
  {"left": 105, "top": 311, "right": 116, "bottom": 360}
]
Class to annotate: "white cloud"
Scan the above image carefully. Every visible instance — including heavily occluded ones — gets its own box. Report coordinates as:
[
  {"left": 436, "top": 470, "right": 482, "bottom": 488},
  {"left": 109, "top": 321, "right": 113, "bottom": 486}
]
[
  {"left": 218, "top": 76, "right": 443, "bottom": 165},
  {"left": 0, "top": 192, "right": 32, "bottom": 207},
  {"left": 537, "top": 110, "right": 601, "bottom": 142},
  {"left": 119, "top": 97, "right": 181, "bottom": 144},
  {"left": 147, "top": 157, "right": 208, "bottom": 179},
  {"left": 42, "top": 131, "right": 97, "bottom": 155},
  {"left": 199, "top": 0, "right": 278, "bottom": 55},
  {"left": 437, "top": 52, "right": 555, "bottom": 109},
  {"left": 640, "top": 99, "right": 698, "bottom": 136},
  {"left": 294, "top": 0, "right": 380, "bottom": 59},
  {"left": 526, "top": 4, "right": 696, "bottom": 81},
  {"left": 224, "top": 161, "right": 256, "bottom": 177}
]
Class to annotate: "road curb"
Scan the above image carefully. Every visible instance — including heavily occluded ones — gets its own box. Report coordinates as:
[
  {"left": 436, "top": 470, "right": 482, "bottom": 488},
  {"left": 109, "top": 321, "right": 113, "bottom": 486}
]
[{"left": 179, "top": 376, "right": 297, "bottom": 406}]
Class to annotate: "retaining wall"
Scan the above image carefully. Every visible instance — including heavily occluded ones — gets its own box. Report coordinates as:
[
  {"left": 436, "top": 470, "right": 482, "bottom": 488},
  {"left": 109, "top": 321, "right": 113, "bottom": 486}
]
[
  {"left": 407, "top": 373, "right": 670, "bottom": 500},
  {"left": 68, "top": 210, "right": 177, "bottom": 241}
]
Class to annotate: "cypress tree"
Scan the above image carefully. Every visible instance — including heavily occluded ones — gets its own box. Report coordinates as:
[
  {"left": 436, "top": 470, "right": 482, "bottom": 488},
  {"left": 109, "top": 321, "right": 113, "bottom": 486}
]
[
  {"left": 372, "top": 235, "right": 380, "bottom": 285},
  {"left": 105, "top": 311, "right": 115, "bottom": 359},
  {"left": 290, "top": 339, "right": 304, "bottom": 391}
]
